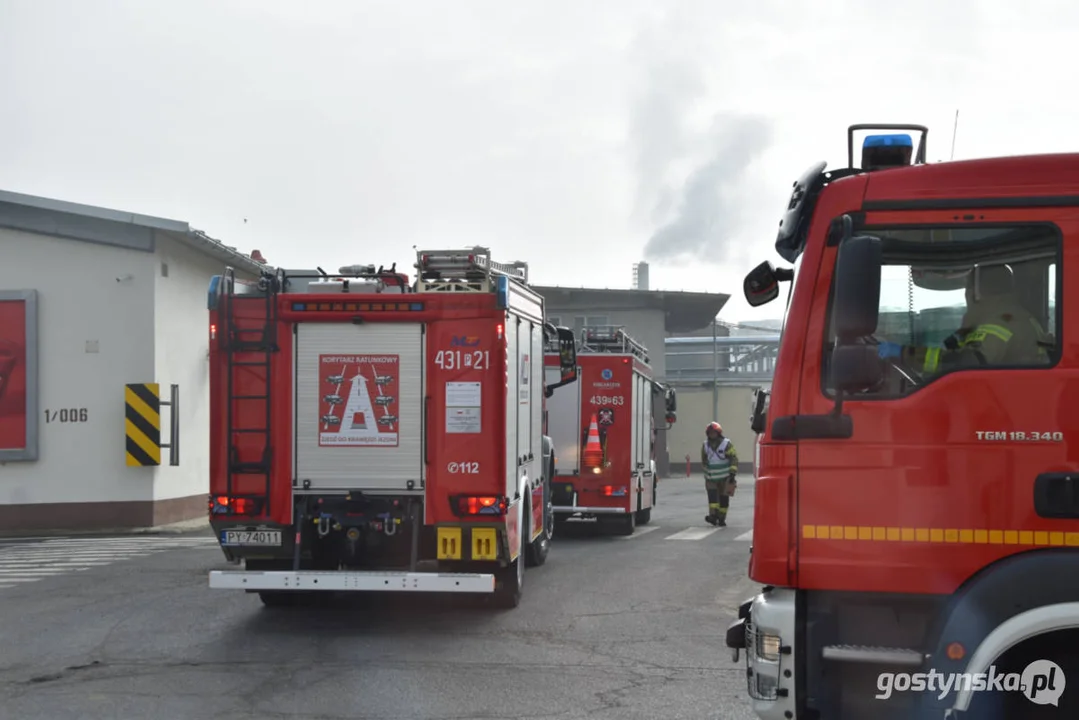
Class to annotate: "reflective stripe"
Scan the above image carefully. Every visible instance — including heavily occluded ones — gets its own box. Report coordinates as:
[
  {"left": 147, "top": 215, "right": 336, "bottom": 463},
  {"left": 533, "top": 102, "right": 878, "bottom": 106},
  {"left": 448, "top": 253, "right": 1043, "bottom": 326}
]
[
  {"left": 703, "top": 439, "right": 731, "bottom": 482},
  {"left": 961, "top": 323, "right": 1013, "bottom": 346},
  {"left": 923, "top": 347, "right": 941, "bottom": 372}
]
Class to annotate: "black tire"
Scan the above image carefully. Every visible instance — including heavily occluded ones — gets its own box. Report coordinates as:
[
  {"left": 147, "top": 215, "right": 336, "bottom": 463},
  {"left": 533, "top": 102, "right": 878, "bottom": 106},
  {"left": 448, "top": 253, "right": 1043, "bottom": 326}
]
[
  {"left": 606, "top": 510, "right": 635, "bottom": 536},
  {"left": 258, "top": 591, "right": 307, "bottom": 607},
  {"left": 635, "top": 507, "right": 652, "bottom": 526},
  {"left": 957, "top": 629, "right": 1079, "bottom": 720},
  {"left": 525, "top": 489, "right": 550, "bottom": 567},
  {"left": 492, "top": 507, "right": 525, "bottom": 609}
]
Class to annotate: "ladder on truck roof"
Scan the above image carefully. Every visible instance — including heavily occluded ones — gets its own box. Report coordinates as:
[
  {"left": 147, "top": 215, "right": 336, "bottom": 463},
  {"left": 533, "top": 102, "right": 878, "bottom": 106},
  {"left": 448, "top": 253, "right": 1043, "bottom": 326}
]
[
  {"left": 414, "top": 246, "right": 529, "bottom": 293},
  {"left": 221, "top": 267, "right": 279, "bottom": 514},
  {"left": 579, "top": 325, "right": 650, "bottom": 364}
]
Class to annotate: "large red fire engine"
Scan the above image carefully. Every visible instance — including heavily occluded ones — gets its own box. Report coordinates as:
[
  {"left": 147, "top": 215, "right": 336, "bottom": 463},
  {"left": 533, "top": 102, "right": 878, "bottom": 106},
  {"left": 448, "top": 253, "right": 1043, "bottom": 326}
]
[
  {"left": 542, "top": 326, "right": 676, "bottom": 536},
  {"left": 205, "top": 248, "right": 578, "bottom": 609},
  {"left": 726, "top": 124, "right": 1077, "bottom": 719}
]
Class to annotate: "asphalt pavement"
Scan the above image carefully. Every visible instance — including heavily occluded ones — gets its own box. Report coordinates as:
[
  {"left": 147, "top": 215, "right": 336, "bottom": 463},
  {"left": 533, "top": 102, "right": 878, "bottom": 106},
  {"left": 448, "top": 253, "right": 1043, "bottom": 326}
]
[{"left": 0, "top": 474, "right": 762, "bottom": 720}]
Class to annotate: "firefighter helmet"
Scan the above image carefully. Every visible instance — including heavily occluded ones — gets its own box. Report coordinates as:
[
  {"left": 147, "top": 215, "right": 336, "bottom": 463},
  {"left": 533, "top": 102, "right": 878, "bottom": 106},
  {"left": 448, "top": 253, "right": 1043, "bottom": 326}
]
[{"left": 706, "top": 421, "right": 722, "bottom": 434}]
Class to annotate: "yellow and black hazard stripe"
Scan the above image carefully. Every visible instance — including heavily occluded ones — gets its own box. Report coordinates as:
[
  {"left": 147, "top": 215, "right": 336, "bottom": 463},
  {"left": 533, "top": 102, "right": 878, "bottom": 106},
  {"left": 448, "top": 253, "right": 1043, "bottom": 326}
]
[
  {"left": 803, "top": 525, "right": 1079, "bottom": 547},
  {"left": 125, "top": 383, "right": 161, "bottom": 466}
]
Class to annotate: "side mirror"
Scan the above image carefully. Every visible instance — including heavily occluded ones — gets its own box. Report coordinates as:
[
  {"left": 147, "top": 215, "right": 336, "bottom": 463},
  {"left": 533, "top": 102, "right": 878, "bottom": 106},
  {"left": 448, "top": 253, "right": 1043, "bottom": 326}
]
[
  {"left": 743, "top": 262, "right": 781, "bottom": 307},
  {"left": 832, "top": 218, "right": 883, "bottom": 341},
  {"left": 831, "top": 344, "right": 883, "bottom": 393},
  {"left": 544, "top": 326, "right": 578, "bottom": 398},
  {"left": 749, "top": 389, "right": 768, "bottom": 434},
  {"left": 557, "top": 327, "right": 577, "bottom": 381},
  {"left": 665, "top": 388, "right": 677, "bottom": 414}
]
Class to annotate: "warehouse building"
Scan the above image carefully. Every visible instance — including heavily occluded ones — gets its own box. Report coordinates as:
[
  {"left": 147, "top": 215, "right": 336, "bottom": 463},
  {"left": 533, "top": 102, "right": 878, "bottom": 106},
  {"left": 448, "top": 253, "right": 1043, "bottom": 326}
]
[{"left": 0, "top": 189, "right": 266, "bottom": 532}]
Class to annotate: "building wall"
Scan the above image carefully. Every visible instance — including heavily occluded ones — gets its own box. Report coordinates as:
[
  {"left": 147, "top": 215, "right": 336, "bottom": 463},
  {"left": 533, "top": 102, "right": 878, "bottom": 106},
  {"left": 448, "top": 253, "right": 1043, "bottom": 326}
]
[
  {"left": 150, "top": 233, "right": 227, "bottom": 520},
  {"left": 0, "top": 223, "right": 261, "bottom": 531},
  {"left": 0, "top": 227, "right": 157, "bottom": 527},
  {"left": 666, "top": 385, "right": 758, "bottom": 474}
]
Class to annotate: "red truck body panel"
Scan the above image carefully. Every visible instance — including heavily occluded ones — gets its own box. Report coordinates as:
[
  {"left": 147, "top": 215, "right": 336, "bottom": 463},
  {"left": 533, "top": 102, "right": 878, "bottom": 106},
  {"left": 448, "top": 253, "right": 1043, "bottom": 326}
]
[{"left": 751, "top": 155, "right": 1079, "bottom": 596}]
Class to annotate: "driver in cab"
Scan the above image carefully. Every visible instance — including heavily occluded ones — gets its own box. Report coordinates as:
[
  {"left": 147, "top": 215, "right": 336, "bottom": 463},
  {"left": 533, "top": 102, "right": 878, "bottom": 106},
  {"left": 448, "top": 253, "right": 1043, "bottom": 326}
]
[{"left": 877, "top": 263, "right": 1051, "bottom": 373}]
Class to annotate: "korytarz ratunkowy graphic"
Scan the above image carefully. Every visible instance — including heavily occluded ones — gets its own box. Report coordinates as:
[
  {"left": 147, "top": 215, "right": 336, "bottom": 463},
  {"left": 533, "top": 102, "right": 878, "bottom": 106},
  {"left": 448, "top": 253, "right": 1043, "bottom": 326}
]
[{"left": 318, "top": 353, "right": 400, "bottom": 447}]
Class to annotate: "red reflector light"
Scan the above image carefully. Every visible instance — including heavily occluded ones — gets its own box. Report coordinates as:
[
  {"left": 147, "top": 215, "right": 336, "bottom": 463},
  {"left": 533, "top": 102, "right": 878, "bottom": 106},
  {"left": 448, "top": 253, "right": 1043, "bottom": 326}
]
[
  {"left": 454, "top": 495, "right": 507, "bottom": 516},
  {"left": 601, "top": 485, "right": 614, "bottom": 496},
  {"left": 210, "top": 495, "right": 259, "bottom": 516},
  {"left": 623, "top": 358, "right": 629, "bottom": 364}
]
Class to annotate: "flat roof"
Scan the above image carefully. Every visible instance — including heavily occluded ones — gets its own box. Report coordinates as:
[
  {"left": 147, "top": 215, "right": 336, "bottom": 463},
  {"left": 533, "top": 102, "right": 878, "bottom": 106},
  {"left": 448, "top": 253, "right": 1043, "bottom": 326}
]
[
  {"left": 532, "top": 285, "right": 730, "bottom": 334},
  {"left": 0, "top": 188, "right": 267, "bottom": 275}
]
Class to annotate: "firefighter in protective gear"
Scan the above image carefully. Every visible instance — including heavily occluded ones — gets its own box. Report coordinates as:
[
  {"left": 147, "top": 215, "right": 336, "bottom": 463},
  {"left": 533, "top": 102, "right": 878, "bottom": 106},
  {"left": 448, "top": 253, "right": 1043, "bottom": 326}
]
[
  {"left": 702, "top": 422, "right": 738, "bottom": 527},
  {"left": 877, "top": 263, "right": 1052, "bottom": 373}
]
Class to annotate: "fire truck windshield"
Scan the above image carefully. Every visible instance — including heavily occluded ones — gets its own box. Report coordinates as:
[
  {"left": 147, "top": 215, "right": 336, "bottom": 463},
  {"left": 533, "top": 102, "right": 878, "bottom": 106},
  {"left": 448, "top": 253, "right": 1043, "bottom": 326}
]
[{"left": 823, "top": 222, "right": 1060, "bottom": 397}]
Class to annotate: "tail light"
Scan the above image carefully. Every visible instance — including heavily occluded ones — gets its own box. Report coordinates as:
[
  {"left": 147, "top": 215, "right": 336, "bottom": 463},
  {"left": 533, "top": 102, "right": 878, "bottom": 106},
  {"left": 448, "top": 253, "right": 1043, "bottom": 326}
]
[
  {"left": 451, "top": 495, "right": 508, "bottom": 517},
  {"left": 209, "top": 495, "right": 263, "bottom": 516},
  {"left": 601, "top": 485, "right": 627, "bottom": 497}
]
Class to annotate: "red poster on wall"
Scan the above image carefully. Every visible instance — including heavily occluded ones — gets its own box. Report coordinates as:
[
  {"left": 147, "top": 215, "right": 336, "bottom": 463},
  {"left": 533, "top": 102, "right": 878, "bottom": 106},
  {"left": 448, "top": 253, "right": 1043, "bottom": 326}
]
[
  {"left": 317, "top": 353, "right": 400, "bottom": 447},
  {"left": 0, "top": 299, "right": 28, "bottom": 453}
]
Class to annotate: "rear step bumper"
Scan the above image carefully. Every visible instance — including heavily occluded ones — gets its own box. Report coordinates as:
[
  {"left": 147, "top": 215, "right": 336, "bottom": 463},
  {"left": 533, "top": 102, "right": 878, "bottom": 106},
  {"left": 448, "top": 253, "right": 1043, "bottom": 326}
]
[
  {"left": 208, "top": 570, "right": 495, "bottom": 593},
  {"left": 554, "top": 505, "right": 627, "bottom": 515}
]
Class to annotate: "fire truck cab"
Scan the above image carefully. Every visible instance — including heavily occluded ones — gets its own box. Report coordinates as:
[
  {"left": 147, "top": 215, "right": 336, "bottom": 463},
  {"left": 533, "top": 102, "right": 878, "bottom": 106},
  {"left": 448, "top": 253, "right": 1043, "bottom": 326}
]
[
  {"left": 543, "top": 326, "right": 676, "bottom": 536},
  {"left": 205, "top": 248, "right": 578, "bottom": 609},
  {"left": 725, "top": 124, "right": 1077, "bottom": 719}
]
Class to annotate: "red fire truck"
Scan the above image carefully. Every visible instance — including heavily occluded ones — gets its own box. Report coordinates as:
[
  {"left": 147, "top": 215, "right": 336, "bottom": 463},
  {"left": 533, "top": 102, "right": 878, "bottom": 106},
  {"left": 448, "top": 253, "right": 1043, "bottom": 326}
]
[
  {"left": 726, "top": 124, "right": 1077, "bottom": 719},
  {"left": 542, "top": 326, "right": 676, "bottom": 536},
  {"left": 205, "top": 248, "right": 578, "bottom": 609}
]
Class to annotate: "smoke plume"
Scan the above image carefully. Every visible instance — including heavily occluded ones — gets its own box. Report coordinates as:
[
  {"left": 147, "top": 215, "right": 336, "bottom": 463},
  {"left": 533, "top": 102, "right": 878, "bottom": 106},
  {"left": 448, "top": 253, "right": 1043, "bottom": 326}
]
[{"left": 642, "top": 114, "right": 773, "bottom": 265}]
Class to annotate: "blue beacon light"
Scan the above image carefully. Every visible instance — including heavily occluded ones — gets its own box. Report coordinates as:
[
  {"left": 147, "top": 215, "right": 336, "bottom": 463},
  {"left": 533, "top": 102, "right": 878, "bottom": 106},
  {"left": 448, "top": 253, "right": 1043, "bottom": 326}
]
[{"left": 861, "top": 133, "right": 913, "bottom": 170}]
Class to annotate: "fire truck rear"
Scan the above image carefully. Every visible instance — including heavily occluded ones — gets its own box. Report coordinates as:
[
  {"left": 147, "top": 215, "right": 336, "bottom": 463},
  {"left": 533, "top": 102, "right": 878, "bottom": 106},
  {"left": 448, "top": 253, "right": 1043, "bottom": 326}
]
[
  {"left": 543, "top": 326, "right": 677, "bottom": 536},
  {"left": 205, "top": 248, "right": 578, "bottom": 608}
]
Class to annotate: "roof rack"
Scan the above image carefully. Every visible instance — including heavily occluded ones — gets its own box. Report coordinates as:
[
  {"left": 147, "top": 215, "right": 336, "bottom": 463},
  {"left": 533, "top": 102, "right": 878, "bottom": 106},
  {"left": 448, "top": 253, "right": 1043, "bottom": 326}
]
[
  {"left": 579, "top": 325, "right": 649, "bottom": 364},
  {"left": 414, "top": 246, "right": 529, "bottom": 293}
]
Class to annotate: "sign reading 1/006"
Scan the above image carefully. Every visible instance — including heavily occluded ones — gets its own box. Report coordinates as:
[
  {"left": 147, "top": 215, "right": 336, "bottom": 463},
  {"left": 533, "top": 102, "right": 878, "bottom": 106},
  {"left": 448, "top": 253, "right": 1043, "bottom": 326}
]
[{"left": 45, "top": 408, "right": 89, "bottom": 424}]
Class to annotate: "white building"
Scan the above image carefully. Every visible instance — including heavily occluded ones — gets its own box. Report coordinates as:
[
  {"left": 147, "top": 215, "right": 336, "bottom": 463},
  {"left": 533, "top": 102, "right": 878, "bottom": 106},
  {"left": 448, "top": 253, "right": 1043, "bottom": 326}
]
[{"left": 0, "top": 189, "right": 266, "bottom": 532}]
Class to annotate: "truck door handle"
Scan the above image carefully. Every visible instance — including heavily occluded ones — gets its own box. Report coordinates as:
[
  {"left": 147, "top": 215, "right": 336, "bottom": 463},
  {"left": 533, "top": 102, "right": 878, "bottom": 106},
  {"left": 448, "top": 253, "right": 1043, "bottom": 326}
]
[
  {"left": 1033, "top": 473, "right": 1079, "bottom": 519},
  {"left": 423, "top": 395, "right": 431, "bottom": 466}
]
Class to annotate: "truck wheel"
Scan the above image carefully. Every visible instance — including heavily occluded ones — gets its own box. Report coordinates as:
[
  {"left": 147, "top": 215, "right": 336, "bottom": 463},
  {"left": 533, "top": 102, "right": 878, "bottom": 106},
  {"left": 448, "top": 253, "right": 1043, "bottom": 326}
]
[
  {"left": 492, "top": 507, "right": 525, "bottom": 609},
  {"left": 635, "top": 507, "right": 652, "bottom": 526},
  {"left": 258, "top": 591, "right": 307, "bottom": 607},
  {"left": 958, "top": 628, "right": 1079, "bottom": 719},
  {"left": 525, "top": 493, "right": 550, "bottom": 567},
  {"left": 610, "top": 510, "right": 636, "bottom": 536}
]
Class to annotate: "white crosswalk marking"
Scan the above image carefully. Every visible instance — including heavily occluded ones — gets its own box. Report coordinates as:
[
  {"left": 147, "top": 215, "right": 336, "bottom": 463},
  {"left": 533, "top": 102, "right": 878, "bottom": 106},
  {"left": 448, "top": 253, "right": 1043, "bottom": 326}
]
[
  {"left": 610, "top": 526, "right": 752, "bottom": 541},
  {"left": 0, "top": 535, "right": 217, "bottom": 590},
  {"left": 665, "top": 527, "right": 720, "bottom": 541},
  {"left": 614, "top": 525, "right": 662, "bottom": 540}
]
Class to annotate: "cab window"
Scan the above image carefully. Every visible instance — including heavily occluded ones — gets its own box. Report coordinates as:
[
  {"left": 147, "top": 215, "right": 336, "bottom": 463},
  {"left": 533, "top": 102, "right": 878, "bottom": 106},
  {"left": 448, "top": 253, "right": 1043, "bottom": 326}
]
[{"left": 822, "top": 223, "right": 1061, "bottom": 398}]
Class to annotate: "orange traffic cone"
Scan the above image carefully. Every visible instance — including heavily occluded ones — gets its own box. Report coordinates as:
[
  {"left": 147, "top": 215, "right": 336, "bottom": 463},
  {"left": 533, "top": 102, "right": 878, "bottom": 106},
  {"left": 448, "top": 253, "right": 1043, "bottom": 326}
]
[{"left": 582, "top": 414, "right": 603, "bottom": 468}]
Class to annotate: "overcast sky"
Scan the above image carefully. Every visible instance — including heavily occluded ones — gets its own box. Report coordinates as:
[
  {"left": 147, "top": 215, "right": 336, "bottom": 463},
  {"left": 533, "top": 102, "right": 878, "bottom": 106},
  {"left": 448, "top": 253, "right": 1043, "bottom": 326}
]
[{"left": 2, "top": 0, "right": 1075, "bottom": 322}]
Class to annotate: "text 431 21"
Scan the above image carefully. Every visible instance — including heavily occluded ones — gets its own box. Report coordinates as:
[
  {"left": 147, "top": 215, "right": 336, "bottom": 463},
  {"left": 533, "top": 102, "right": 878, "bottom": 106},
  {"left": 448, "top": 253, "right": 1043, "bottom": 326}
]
[
  {"left": 435, "top": 350, "right": 489, "bottom": 370},
  {"left": 589, "top": 395, "right": 624, "bottom": 406}
]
